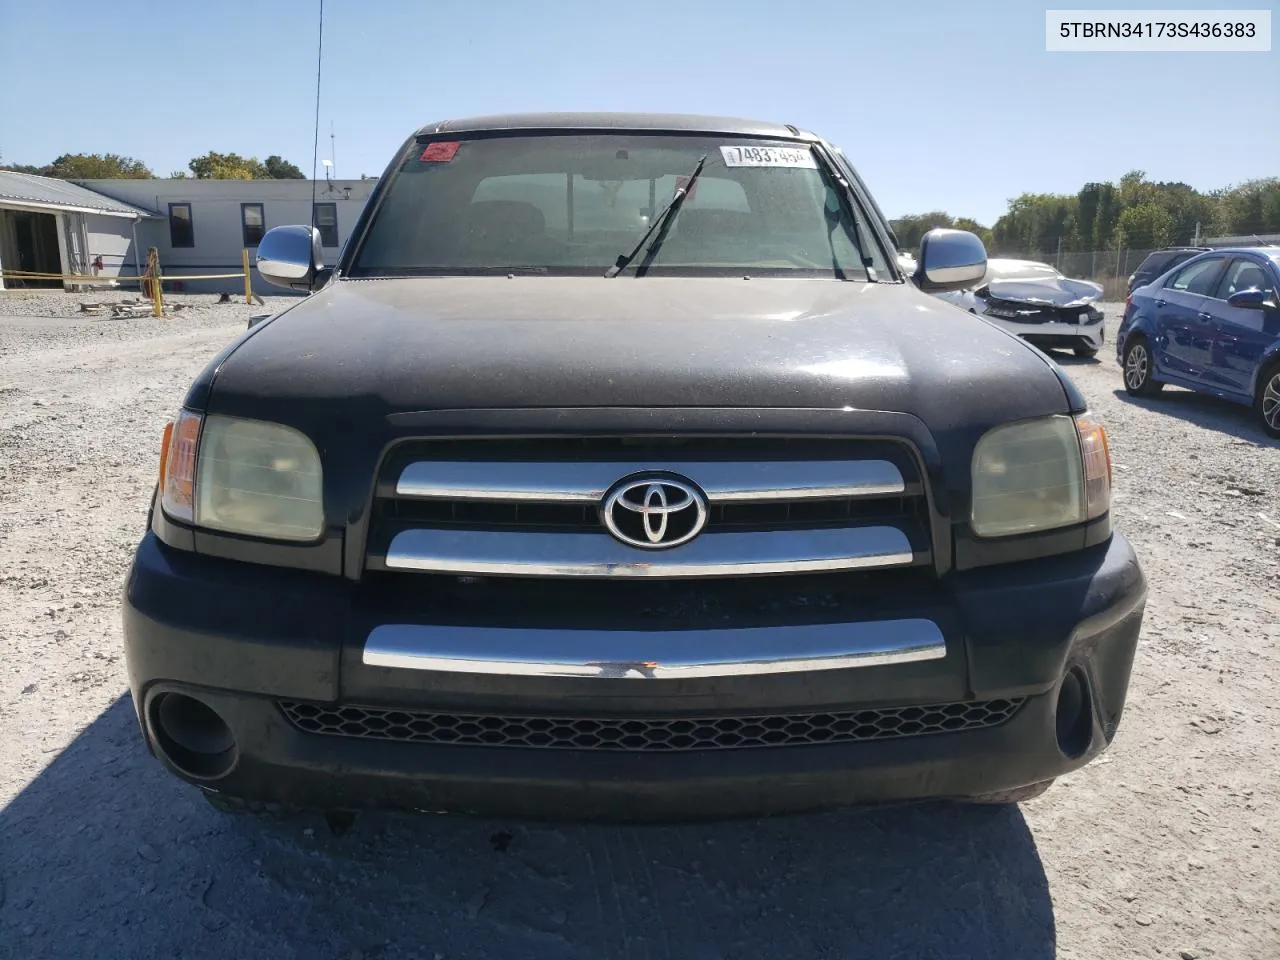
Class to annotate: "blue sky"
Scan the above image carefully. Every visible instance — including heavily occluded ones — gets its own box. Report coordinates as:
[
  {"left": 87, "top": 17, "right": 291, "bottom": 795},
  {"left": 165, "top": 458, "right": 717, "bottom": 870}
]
[{"left": 1, "top": 0, "right": 1275, "bottom": 225}]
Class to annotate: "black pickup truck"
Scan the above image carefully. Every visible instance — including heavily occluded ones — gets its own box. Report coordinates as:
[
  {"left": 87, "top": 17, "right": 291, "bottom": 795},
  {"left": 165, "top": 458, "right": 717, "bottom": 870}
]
[{"left": 122, "top": 113, "right": 1146, "bottom": 822}]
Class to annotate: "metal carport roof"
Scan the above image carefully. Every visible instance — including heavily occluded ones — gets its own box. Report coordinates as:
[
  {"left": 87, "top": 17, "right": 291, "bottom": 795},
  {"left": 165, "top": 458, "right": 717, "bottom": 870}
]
[{"left": 0, "top": 171, "right": 156, "bottom": 218}]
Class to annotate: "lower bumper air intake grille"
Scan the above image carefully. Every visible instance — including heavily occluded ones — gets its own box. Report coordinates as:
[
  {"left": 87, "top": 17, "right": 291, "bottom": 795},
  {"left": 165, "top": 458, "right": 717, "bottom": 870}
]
[{"left": 278, "top": 698, "right": 1025, "bottom": 752}]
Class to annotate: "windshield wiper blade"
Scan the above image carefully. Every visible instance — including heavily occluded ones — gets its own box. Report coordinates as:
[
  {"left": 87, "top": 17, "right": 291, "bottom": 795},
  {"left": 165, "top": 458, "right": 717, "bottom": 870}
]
[
  {"left": 849, "top": 212, "right": 879, "bottom": 282},
  {"left": 604, "top": 154, "right": 708, "bottom": 278},
  {"left": 814, "top": 148, "right": 878, "bottom": 282}
]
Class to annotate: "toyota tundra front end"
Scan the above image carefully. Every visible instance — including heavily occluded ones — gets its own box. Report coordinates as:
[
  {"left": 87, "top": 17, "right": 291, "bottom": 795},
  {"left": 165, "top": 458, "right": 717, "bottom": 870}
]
[{"left": 121, "top": 113, "right": 1146, "bottom": 821}]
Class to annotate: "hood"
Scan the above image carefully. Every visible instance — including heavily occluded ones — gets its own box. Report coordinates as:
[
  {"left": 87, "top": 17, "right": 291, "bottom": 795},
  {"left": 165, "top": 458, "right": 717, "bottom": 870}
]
[
  {"left": 197, "top": 277, "right": 1071, "bottom": 440},
  {"left": 985, "top": 276, "right": 1103, "bottom": 307}
]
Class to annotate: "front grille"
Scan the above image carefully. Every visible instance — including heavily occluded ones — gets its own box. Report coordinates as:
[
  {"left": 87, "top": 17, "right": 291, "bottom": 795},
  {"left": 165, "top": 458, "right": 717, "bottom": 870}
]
[
  {"left": 985, "top": 298, "right": 1094, "bottom": 326},
  {"left": 363, "top": 436, "right": 937, "bottom": 578},
  {"left": 376, "top": 491, "right": 926, "bottom": 533},
  {"left": 362, "top": 566, "right": 943, "bottom": 630},
  {"left": 278, "top": 698, "right": 1024, "bottom": 752}
]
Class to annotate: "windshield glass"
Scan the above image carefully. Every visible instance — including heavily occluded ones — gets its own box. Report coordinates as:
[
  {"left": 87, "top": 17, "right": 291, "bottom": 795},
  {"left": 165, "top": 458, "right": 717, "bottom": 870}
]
[{"left": 348, "top": 134, "right": 887, "bottom": 280}]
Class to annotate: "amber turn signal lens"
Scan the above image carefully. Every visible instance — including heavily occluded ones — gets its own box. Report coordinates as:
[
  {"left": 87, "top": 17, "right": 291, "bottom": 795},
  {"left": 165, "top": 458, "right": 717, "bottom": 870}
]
[
  {"left": 160, "top": 410, "right": 202, "bottom": 524},
  {"left": 158, "top": 420, "right": 174, "bottom": 492},
  {"left": 1074, "top": 412, "right": 1111, "bottom": 521}
]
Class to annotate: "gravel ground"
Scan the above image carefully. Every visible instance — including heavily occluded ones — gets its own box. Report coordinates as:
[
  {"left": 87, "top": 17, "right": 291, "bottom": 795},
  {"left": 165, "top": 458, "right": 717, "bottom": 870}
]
[{"left": 1, "top": 291, "right": 1277, "bottom": 960}]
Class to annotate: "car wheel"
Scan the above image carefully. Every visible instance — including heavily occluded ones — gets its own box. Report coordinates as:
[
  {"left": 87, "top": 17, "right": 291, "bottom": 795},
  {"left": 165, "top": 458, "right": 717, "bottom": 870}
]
[
  {"left": 1257, "top": 362, "right": 1280, "bottom": 439},
  {"left": 962, "top": 778, "right": 1055, "bottom": 805},
  {"left": 1122, "top": 337, "right": 1163, "bottom": 397},
  {"left": 1073, "top": 346, "right": 1099, "bottom": 359}
]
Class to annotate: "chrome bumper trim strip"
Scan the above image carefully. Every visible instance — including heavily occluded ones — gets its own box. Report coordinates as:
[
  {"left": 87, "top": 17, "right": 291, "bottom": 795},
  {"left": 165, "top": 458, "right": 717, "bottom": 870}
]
[{"left": 363, "top": 618, "right": 946, "bottom": 678}]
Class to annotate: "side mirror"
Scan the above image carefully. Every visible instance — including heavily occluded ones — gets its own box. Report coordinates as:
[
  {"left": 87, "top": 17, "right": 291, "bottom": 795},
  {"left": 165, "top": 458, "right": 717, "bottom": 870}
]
[
  {"left": 256, "top": 225, "right": 324, "bottom": 291},
  {"left": 914, "top": 228, "right": 987, "bottom": 293},
  {"left": 1226, "top": 288, "right": 1273, "bottom": 310}
]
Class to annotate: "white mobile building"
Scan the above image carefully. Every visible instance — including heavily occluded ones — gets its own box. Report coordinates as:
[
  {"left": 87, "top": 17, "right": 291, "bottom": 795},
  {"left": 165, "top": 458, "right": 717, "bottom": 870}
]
[
  {"left": 81, "top": 177, "right": 376, "bottom": 294},
  {"left": 0, "top": 172, "right": 376, "bottom": 294}
]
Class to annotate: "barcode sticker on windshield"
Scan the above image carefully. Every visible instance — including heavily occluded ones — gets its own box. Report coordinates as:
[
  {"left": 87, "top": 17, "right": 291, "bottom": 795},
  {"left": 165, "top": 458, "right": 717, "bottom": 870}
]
[{"left": 719, "top": 145, "right": 817, "bottom": 168}]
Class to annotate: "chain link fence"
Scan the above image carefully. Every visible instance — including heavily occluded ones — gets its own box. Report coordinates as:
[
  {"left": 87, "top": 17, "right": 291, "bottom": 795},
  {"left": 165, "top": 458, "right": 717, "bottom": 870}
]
[{"left": 969, "top": 233, "right": 1280, "bottom": 302}]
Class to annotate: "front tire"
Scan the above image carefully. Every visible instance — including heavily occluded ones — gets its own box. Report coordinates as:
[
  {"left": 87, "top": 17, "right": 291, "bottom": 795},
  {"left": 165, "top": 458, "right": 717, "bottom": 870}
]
[
  {"left": 1122, "top": 337, "right": 1163, "bottom": 397},
  {"left": 1257, "top": 361, "right": 1280, "bottom": 439},
  {"left": 1074, "top": 346, "right": 1099, "bottom": 359}
]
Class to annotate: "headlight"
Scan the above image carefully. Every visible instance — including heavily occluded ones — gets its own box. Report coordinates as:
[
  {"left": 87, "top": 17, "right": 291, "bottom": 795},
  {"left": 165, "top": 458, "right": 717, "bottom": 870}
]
[
  {"left": 971, "top": 413, "right": 1111, "bottom": 538},
  {"left": 159, "top": 411, "right": 323, "bottom": 541}
]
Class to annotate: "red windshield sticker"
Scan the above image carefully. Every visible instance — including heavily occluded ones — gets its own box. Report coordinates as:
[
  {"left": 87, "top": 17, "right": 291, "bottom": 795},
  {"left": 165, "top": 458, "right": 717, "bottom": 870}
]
[
  {"left": 420, "top": 141, "right": 460, "bottom": 162},
  {"left": 675, "top": 175, "right": 698, "bottom": 202}
]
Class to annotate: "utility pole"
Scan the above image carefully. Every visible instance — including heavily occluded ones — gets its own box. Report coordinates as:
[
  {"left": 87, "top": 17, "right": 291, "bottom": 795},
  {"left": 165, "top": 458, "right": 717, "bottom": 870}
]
[{"left": 330, "top": 122, "right": 337, "bottom": 181}]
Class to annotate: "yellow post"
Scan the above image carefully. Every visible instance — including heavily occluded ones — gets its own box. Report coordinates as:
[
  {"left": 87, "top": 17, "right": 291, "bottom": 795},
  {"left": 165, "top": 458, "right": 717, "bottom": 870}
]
[
  {"left": 148, "top": 248, "right": 164, "bottom": 318},
  {"left": 242, "top": 248, "right": 253, "bottom": 305}
]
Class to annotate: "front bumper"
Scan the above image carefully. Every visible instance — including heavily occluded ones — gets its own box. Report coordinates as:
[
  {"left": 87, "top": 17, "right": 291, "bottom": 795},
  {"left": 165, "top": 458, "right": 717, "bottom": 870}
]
[
  {"left": 122, "top": 532, "right": 1146, "bottom": 821},
  {"left": 994, "top": 316, "right": 1106, "bottom": 352}
]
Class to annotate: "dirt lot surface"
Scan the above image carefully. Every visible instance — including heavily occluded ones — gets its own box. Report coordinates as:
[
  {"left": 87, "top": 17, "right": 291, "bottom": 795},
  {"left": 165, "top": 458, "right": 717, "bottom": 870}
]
[{"left": 1, "top": 291, "right": 1277, "bottom": 960}]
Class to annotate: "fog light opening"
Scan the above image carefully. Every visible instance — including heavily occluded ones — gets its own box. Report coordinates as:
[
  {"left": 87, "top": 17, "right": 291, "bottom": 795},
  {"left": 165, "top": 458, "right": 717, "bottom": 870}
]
[
  {"left": 1055, "top": 667, "right": 1094, "bottom": 759},
  {"left": 150, "top": 693, "right": 238, "bottom": 780}
]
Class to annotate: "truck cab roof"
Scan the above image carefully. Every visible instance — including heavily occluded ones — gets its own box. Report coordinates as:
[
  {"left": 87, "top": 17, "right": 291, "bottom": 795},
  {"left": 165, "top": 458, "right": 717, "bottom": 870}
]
[{"left": 414, "top": 112, "right": 817, "bottom": 141}]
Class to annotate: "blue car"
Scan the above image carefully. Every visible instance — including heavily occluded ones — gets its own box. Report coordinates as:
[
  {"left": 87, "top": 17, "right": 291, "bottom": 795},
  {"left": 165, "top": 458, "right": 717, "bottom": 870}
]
[{"left": 1116, "top": 247, "right": 1280, "bottom": 438}]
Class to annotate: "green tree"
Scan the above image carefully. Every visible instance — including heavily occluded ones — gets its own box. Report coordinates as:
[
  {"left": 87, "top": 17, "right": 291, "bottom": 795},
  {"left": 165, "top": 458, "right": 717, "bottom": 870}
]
[
  {"left": 991, "top": 193, "right": 1076, "bottom": 254},
  {"left": 1150, "top": 181, "right": 1212, "bottom": 244},
  {"left": 40, "top": 152, "right": 153, "bottom": 179},
  {"left": 264, "top": 155, "right": 306, "bottom": 179},
  {"left": 0, "top": 154, "right": 43, "bottom": 175},
  {"left": 1077, "top": 182, "right": 1129, "bottom": 248},
  {"left": 889, "top": 212, "right": 955, "bottom": 251},
  {"left": 1264, "top": 186, "right": 1280, "bottom": 233},
  {"left": 952, "top": 217, "right": 993, "bottom": 248},
  {"left": 1114, "top": 203, "right": 1175, "bottom": 249},
  {"left": 187, "top": 151, "right": 307, "bottom": 179},
  {"left": 1217, "top": 178, "right": 1280, "bottom": 235},
  {"left": 888, "top": 213, "right": 992, "bottom": 254},
  {"left": 1117, "top": 170, "right": 1157, "bottom": 209},
  {"left": 188, "top": 151, "right": 266, "bottom": 179},
  {"left": 1089, "top": 183, "right": 1122, "bottom": 248}
]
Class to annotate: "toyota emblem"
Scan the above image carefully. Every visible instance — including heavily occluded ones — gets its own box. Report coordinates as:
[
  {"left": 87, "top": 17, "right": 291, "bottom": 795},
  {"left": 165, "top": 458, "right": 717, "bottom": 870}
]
[{"left": 601, "top": 476, "right": 708, "bottom": 549}]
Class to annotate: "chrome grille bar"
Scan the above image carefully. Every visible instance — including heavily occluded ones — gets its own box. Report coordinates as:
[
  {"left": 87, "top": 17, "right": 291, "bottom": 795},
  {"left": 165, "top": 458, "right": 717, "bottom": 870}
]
[
  {"left": 395, "top": 460, "right": 906, "bottom": 503},
  {"left": 362, "top": 618, "right": 946, "bottom": 677},
  {"left": 381, "top": 525, "right": 915, "bottom": 578}
]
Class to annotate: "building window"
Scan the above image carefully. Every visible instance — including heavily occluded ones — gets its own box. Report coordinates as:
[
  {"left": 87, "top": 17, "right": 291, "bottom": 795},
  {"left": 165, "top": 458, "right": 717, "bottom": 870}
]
[
  {"left": 314, "top": 203, "right": 338, "bottom": 248},
  {"left": 168, "top": 203, "right": 194, "bottom": 248},
  {"left": 241, "top": 203, "right": 265, "bottom": 247}
]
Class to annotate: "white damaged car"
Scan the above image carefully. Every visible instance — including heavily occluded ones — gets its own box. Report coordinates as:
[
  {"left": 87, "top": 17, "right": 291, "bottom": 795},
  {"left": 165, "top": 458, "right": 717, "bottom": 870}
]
[{"left": 931, "top": 258, "right": 1106, "bottom": 359}]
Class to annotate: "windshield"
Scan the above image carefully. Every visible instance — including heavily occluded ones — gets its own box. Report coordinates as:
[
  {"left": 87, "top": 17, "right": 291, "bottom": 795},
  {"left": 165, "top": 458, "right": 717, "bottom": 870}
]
[{"left": 348, "top": 134, "right": 888, "bottom": 280}]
